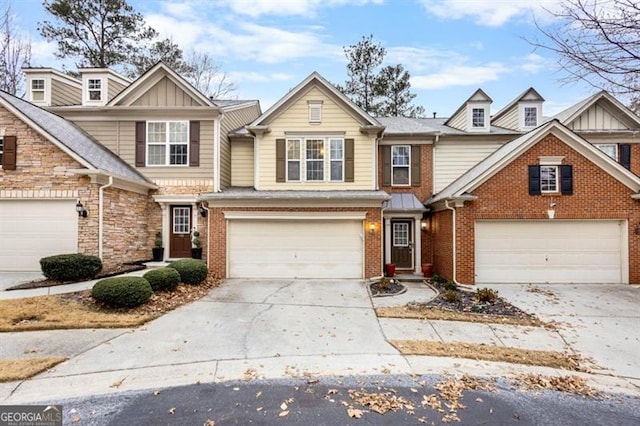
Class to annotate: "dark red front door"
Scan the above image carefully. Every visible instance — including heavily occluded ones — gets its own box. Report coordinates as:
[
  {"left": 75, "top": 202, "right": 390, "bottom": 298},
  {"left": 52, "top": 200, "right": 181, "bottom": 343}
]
[
  {"left": 391, "top": 220, "right": 412, "bottom": 269},
  {"left": 170, "top": 205, "right": 192, "bottom": 258}
]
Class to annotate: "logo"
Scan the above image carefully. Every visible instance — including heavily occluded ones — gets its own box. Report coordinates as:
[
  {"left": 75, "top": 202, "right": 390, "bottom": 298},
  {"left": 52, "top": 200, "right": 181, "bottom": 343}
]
[{"left": 0, "top": 405, "right": 62, "bottom": 426}]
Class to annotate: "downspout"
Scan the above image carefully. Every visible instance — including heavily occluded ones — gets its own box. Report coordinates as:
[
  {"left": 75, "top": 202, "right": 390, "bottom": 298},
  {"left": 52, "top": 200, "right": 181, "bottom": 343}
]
[
  {"left": 444, "top": 199, "right": 460, "bottom": 286},
  {"left": 203, "top": 202, "right": 211, "bottom": 267},
  {"left": 98, "top": 176, "right": 114, "bottom": 260}
]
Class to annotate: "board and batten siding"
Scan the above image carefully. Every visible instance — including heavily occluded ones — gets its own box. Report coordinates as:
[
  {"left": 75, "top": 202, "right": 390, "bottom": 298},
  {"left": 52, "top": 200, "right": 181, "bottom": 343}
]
[
  {"left": 434, "top": 140, "right": 503, "bottom": 192},
  {"left": 258, "top": 86, "right": 375, "bottom": 190},
  {"left": 568, "top": 104, "right": 630, "bottom": 131},
  {"left": 220, "top": 103, "right": 261, "bottom": 188},
  {"left": 131, "top": 76, "right": 205, "bottom": 107},
  {"left": 231, "top": 140, "right": 255, "bottom": 186},
  {"left": 492, "top": 107, "right": 518, "bottom": 130},
  {"left": 51, "top": 79, "right": 81, "bottom": 106}
]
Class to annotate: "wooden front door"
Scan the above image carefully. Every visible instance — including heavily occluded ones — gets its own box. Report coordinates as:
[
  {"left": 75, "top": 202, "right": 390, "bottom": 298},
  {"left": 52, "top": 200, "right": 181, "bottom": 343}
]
[
  {"left": 391, "top": 220, "right": 413, "bottom": 269},
  {"left": 170, "top": 206, "right": 192, "bottom": 258}
]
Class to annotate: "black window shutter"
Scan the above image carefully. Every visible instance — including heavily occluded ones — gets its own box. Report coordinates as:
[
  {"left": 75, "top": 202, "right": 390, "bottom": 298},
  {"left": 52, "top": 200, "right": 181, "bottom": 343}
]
[
  {"left": 2, "top": 135, "right": 16, "bottom": 170},
  {"left": 189, "top": 121, "right": 200, "bottom": 167},
  {"left": 560, "top": 165, "right": 573, "bottom": 195},
  {"left": 344, "top": 138, "right": 354, "bottom": 182},
  {"left": 528, "top": 165, "right": 541, "bottom": 195},
  {"left": 135, "top": 122, "right": 146, "bottom": 167},
  {"left": 382, "top": 146, "right": 391, "bottom": 186},
  {"left": 275, "top": 139, "right": 286, "bottom": 182},
  {"left": 620, "top": 144, "right": 631, "bottom": 170}
]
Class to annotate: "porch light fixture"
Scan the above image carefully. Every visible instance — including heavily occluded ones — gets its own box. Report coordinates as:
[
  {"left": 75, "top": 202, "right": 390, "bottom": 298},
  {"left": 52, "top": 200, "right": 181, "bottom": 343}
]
[
  {"left": 75, "top": 200, "right": 88, "bottom": 218},
  {"left": 421, "top": 220, "right": 428, "bottom": 232},
  {"left": 546, "top": 202, "right": 556, "bottom": 220},
  {"left": 198, "top": 204, "right": 208, "bottom": 217},
  {"left": 368, "top": 222, "right": 376, "bottom": 234}
]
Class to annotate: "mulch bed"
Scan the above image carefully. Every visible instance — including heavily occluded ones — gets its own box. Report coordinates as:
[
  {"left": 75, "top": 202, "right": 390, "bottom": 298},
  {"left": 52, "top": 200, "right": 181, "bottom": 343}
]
[
  {"left": 370, "top": 279, "right": 406, "bottom": 297},
  {"left": 6, "top": 263, "right": 145, "bottom": 291}
]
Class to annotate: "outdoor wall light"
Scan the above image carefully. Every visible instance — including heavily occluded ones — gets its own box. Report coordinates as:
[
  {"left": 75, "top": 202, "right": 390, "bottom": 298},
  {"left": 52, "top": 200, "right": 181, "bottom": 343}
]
[
  {"left": 421, "top": 220, "right": 428, "bottom": 231},
  {"left": 75, "top": 200, "right": 88, "bottom": 218},
  {"left": 198, "top": 205, "right": 208, "bottom": 217},
  {"left": 546, "top": 202, "right": 556, "bottom": 220},
  {"left": 368, "top": 222, "right": 376, "bottom": 234}
]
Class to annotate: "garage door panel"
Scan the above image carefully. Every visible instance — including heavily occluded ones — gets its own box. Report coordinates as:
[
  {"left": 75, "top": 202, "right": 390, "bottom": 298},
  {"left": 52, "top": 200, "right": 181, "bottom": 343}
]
[
  {"left": 228, "top": 219, "right": 363, "bottom": 279},
  {"left": 475, "top": 221, "right": 624, "bottom": 284},
  {"left": 0, "top": 200, "right": 78, "bottom": 271}
]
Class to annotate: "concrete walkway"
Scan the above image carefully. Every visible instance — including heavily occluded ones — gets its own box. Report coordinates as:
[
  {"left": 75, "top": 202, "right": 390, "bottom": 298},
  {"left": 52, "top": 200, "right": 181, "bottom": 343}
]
[{"left": 0, "top": 278, "right": 638, "bottom": 404}]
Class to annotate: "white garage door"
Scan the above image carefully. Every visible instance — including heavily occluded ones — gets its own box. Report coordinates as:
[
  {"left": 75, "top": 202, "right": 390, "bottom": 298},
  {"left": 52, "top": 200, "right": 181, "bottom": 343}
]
[
  {"left": 475, "top": 220, "right": 625, "bottom": 284},
  {"left": 228, "top": 219, "right": 363, "bottom": 279},
  {"left": 0, "top": 200, "right": 78, "bottom": 271}
]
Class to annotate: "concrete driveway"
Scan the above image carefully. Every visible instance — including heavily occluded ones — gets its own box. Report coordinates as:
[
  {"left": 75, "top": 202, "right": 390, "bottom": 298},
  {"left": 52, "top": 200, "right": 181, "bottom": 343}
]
[
  {"left": 490, "top": 283, "right": 640, "bottom": 379},
  {"left": 0, "top": 272, "right": 44, "bottom": 291}
]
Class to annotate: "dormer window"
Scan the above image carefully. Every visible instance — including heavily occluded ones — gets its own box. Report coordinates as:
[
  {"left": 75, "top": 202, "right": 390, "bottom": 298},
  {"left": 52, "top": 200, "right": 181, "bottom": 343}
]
[
  {"left": 524, "top": 107, "right": 538, "bottom": 127},
  {"left": 87, "top": 78, "right": 102, "bottom": 101},
  {"left": 308, "top": 101, "right": 322, "bottom": 124},
  {"left": 31, "top": 79, "right": 45, "bottom": 102},
  {"left": 472, "top": 108, "right": 485, "bottom": 128}
]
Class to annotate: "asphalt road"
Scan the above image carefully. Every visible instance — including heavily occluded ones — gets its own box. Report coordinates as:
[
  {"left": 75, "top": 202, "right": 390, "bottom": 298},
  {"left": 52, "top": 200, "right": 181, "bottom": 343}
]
[{"left": 56, "top": 375, "right": 640, "bottom": 425}]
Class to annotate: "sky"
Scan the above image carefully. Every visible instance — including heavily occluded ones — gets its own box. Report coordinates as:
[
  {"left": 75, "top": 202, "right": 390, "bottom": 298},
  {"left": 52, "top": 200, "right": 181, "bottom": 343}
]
[{"left": 9, "top": 0, "right": 596, "bottom": 117}]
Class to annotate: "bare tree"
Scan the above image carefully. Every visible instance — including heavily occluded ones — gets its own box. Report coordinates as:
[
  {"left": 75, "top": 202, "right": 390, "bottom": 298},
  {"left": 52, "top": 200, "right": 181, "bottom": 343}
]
[
  {"left": 531, "top": 0, "right": 640, "bottom": 110},
  {"left": 0, "top": 2, "right": 31, "bottom": 95},
  {"left": 185, "top": 51, "right": 236, "bottom": 99}
]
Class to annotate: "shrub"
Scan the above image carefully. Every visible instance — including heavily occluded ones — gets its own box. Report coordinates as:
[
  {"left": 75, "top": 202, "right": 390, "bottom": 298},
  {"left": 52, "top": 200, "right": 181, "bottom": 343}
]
[
  {"left": 168, "top": 259, "right": 208, "bottom": 285},
  {"left": 378, "top": 277, "right": 391, "bottom": 290},
  {"left": 476, "top": 287, "right": 499, "bottom": 303},
  {"left": 431, "top": 274, "right": 447, "bottom": 284},
  {"left": 91, "top": 277, "right": 152, "bottom": 308},
  {"left": 154, "top": 231, "right": 163, "bottom": 248},
  {"left": 143, "top": 267, "right": 181, "bottom": 292},
  {"left": 40, "top": 253, "right": 103, "bottom": 282},
  {"left": 444, "top": 281, "right": 457, "bottom": 291},
  {"left": 443, "top": 289, "right": 460, "bottom": 302}
]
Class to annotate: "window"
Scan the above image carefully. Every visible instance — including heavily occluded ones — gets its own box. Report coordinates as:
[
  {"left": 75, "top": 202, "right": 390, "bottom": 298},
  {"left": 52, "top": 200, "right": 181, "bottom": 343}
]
[
  {"left": 88, "top": 79, "right": 102, "bottom": 101},
  {"left": 172, "top": 207, "right": 190, "bottom": 234},
  {"left": 308, "top": 101, "right": 322, "bottom": 123},
  {"left": 284, "top": 137, "right": 344, "bottom": 182},
  {"left": 524, "top": 107, "right": 537, "bottom": 127},
  {"left": 540, "top": 165, "right": 558, "bottom": 192},
  {"left": 392, "top": 145, "right": 410, "bottom": 185},
  {"left": 596, "top": 144, "right": 618, "bottom": 161},
  {"left": 393, "top": 222, "right": 409, "bottom": 247},
  {"left": 306, "top": 139, "right": 324, "bottom": 181},
  {"left": 472, "top": 108, "right": 485, "bottom": 128},
  {"left": 287, "top": 139, "right": 301, "bottom": 181},
  {"left": 31, "top": 79, "right": 45, "bottom": 102},
  {"left": 146, "top": 121, "right": 189, "bottom": 166},
  {"left": 0, "top": 137, "right": 3, "bottom": 166}
]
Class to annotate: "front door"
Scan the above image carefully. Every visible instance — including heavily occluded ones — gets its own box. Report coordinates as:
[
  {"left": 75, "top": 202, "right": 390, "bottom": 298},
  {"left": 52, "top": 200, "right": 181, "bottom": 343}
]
[
  {"left": 391, "top": 220, "right": 412, "bottom": 269},
  {"left": 170, "top": 205, "right": 192, "bottom": 258}
]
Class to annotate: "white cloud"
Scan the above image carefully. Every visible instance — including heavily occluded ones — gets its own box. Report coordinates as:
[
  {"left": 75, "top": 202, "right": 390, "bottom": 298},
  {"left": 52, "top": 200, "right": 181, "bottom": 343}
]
[
  {"left": 417, "top": 0, "right": 561, "bottom": 27},
  {"left": 386, "top": 46, "right": 465, "bottom": 72},
  {"left": 218, "top": 0, "right": 384, "bottom": 18},
  {"left": 30, "top": 40, "right": 59, "bottom": 66},
  {"left": 229, "top": 71, "right": 294, "bottom": 83},
  {"left": 519, "top": 53, "right": 545, "bottom": 73},
  {"left": 412, "top": 63, "right": 509, "bottom": 89}
]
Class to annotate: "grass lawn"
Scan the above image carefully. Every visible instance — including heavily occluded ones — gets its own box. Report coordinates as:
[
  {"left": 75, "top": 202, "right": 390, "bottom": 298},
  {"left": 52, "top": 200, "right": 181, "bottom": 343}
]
[{"left": 0, "top": 357, "right": 68, "bottom": 382}]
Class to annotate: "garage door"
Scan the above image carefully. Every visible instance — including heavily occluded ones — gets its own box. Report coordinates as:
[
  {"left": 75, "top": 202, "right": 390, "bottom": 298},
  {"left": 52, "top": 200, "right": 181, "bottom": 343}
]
[
  {"left": 0, "top": 200, "right": 78, "bottom": 271},
  {"left": 228, "top": 219, "right": 363, "bottom": 279},
  {"left": 475, "top": 220, "right": 625, "bottom": 284}
]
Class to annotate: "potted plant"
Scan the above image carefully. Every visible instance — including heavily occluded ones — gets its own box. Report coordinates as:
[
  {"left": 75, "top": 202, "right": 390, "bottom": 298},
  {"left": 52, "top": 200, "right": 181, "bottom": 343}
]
[
  {"left": 191, "top": 230, "right": 203, "bottom": 259},
  {"left": 152, "top": 231, "right": 164, "bottom": 261}
]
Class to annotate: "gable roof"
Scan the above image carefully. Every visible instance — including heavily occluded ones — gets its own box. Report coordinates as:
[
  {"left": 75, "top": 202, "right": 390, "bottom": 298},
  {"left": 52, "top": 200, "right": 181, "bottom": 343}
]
[
  {"left": 429, "top": 119, "right": 640, "bottom": 204},
  {"left": 551, "top": 90, "right": 640, "bottom": 128},
  {"left": 0, "top": 90, "right": 153, "bottom": 186},
  {"left": 491, "top": 87, "right": 544, "bottom": 123},
  {"left": 444, "top": 88, "right": 492, "bottom": 127},
  {"left": 249, "top": 71, "right": 381, "bottom": 128},
  {"left": 108, "top": 62, "right": 215, "bottom": 107}
]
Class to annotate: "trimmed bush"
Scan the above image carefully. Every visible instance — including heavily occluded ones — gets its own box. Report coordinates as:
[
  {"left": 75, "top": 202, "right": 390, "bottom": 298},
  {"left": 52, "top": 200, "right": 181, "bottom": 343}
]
[
  {"left": 444, "top": 281, "right": 457, "bottom": 291},
  {"left": 40, "top": 253, "right": 103, "bottom": 282},
  {"left": 143, "top": 267, "right": 181, "bottom": 292},
  {"left": 92, "top": 277, "right": 152, "bottom": 308},
  {"left": 443, "top": 289, "right": 460, "bottom": 302},
  {"left": 168, "top": 259, "right": 208, "bottom": 285},
  {"left": 431, "top": 274, "right": 447, "bottom": 284}
]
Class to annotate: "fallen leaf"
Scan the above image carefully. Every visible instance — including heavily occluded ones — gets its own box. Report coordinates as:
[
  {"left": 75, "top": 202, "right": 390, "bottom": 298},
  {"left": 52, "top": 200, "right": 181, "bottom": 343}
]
[
  {"left": 110, "top": 377, "right": 127, "bottom": 388},
  {"left": 256, "top": 391, "right": 262, "bottom": 398},
  {"left": 153, "top": 390, "right": 161, "bottom": 396},
  {"left": 168, "top": 408, "right": 176, "bottom": 415},
  {"left": 280, "top": 402, "right": 288, "bottom": 411},
  {"left": 203, "top": 420, "right": 215, "bottom": 426},
  {"left": 347, "top": 408, "right": 363, "bottom": 418},
  {"left": 279, "top": 411, "right": 289, "bottom": 417}
]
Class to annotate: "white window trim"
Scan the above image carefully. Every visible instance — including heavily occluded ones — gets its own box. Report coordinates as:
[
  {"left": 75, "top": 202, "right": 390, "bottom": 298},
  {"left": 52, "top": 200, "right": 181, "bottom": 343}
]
[
  {"left": 30, "top": 77, "right": 49, "bottom": 104},
  {"left": 285, "top": 136, "right": 345, "bottom": 183},
  {"left": 286, "top": 139, "right": 301, "bottom": 182},
  {"left": 519, "top": 102, "right": 542, "bottom": 130},
  {"left": 87, "top": 78, "right": 103, "bottom": 102},
  {"left": 540, "top": 165, "right": 559, "bottom": 193},
  {"left": 595, "top": 143, "right": 618, "bottom": 161},
  {"left": 391, "top": 145, "right": 411, "bottom": 186},
  {"left": 172, "top": 207, "right": 191, "bottom": 234},
  {"left": 84, "top": 77, "right": 106, "bottom": 105},
  {"left": 305, "top": 138, "right": 325, "bottom": 182},
  {"left": 393, "top": 222, "right": 410, "bottom": 247},
  {"left": 308, "top": 101, "right": 323, "bottom": 124},
  {"left": 146, "top": 120, "right": 190, "bottom": 167},
  {"left": 523, "top": 106, "right": 538, "bottom": 128}
]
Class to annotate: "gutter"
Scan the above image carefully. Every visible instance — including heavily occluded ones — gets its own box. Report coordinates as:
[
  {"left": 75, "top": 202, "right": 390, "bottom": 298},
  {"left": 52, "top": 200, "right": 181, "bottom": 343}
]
[{"left": 98, "top": 176, "right": 114, "bottom": 260}]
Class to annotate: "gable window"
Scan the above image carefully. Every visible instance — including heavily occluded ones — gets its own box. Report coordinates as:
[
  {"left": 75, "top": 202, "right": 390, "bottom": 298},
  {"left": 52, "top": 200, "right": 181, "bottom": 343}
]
[
  {"left": 524, "top": 107, "right": 538, "bottom": 127},
  {"left": 595, "top": 144, "right": 618, "bottom": 161},
  {"left": 540, "top": 165, "right": 558, "bottom": 192},
  {"left": 472, "top": 108, "right": 485, "bottom": 128},
  {"left": 31, "top": 79, "right": 45, "bottom": 102},
  {"left": 87, "top": 79, "right": 102, "bottom": 101},
  {"left": 308, "top": 101, "right": 322, "bottom": 123},
  {"left": 306, "top": 139, "right": 324, "bottom": 181},
  {"left": 286, "top": 139, "right": 301, "bottom": 181},
  {"left": 146, "top": 121, "right": 189, "bottom": 166},
  {"left": 392, "top": 145, "right": 410, "bottom": 186}
]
